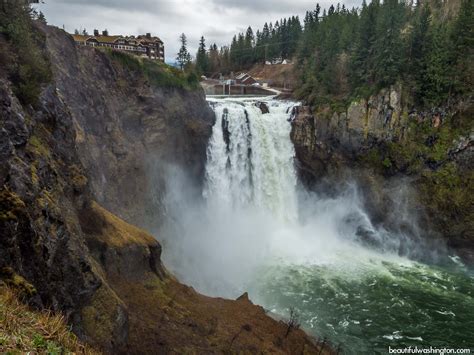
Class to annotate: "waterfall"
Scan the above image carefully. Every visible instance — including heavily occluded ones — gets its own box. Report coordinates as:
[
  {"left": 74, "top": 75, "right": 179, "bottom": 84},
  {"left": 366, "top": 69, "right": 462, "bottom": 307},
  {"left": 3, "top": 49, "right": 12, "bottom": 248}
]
[
  {"left": 159, "top": 97, "right": 472, "bottom": 353},
  {"left": 204, "top": 98, "right": 298, "bottom": 222}
]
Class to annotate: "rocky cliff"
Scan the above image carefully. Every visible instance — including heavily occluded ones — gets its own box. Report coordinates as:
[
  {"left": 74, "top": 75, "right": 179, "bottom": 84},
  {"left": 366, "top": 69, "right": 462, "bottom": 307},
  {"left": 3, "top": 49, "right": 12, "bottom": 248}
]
[
  {"left": 43, "top": 24, "right": 213, "bottom": 228},
  {"left": 291, "top": 85, "right": 473, "bottom": 263},
  {"left": 0, "top": 22, "right": 330, "bottom": 354}
]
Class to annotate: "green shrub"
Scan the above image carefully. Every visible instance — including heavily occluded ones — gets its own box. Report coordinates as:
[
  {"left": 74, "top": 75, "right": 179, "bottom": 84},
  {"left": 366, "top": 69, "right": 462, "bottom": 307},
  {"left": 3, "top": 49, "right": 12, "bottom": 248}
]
[
  {"left": 0, "top": 2, "right": 52, "bottom": 106},
  {"left": 104, "top": 49, "right": 200, "bottom": 90}
]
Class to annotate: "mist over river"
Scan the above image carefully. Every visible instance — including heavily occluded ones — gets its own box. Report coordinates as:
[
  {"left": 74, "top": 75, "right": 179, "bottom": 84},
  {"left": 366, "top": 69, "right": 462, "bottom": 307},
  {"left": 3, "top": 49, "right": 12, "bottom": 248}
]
[{"left": 159, "top": 97, "right": 474, "bottom": 354}]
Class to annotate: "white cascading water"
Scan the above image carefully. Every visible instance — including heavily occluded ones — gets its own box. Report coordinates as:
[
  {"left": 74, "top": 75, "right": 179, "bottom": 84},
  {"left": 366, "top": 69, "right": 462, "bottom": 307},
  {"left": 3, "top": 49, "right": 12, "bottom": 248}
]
[{"left": 204, "top": 99, "right": 298, "bottom": 222}]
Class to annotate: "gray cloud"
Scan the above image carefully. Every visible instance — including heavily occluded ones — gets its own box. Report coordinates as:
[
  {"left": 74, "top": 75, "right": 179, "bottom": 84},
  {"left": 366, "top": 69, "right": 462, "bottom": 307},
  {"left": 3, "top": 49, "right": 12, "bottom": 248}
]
[
  {"left": 211, "top": 0, "right": 318, "bottom": 13},
  {"left": 210, "top": 0, "right": 362, "bottom": 14},
  {"left": 51, "top": 0, "right": 176, "bottom": 13}
]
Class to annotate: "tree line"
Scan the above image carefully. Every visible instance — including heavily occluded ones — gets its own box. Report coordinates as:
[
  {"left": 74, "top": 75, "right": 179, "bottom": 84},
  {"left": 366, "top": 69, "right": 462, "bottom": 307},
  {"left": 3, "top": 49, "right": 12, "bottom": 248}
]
[
  {"left": 184, "top": 16, "right": 303, "bottom": 76},
  {"left": 182, "top": 0, "right": 472, "bottom": 109},
  {"left": 296, "top": 0, "right": 473, "bottom": 109}
]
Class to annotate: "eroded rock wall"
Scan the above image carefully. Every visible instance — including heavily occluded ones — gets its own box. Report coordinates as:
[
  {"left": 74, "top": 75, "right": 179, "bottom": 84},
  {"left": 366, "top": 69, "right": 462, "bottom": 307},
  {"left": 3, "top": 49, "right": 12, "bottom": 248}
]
[
  {"left": 291, "top": 86, "right": 474, "bottom": 263},
  {"left": 42, "top": 24, "right": 214, "bottom": 228}
]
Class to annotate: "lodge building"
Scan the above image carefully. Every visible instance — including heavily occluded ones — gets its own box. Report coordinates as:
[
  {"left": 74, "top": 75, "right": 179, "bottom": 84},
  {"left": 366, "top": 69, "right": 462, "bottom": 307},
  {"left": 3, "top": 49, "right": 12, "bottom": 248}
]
[{"left": 72, "top": 31, "right": 164, "bottom": 62}]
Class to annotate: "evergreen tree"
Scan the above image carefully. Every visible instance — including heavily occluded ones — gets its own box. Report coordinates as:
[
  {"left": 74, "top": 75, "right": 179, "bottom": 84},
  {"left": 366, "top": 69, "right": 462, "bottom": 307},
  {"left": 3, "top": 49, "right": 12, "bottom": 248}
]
[
  {"left": 243, "top": 26, "right": 255, "bottom": 66},
  {"left": 0, "top": 0, "right": 51, "bottom": 105},
  {"left": 195, "top": 35, "right": 209, "bottom": 75},
  {"left": 208, "top": 43, "right": 220, "bottom": 74},
  {"left": 37, "top": 11, "right": 46, "bottom": 24},
  {"left": 176, "top": 33, "right": 191, "bottom": 70},
  {"left": 424, "top": 23, "right": 452, "bottom": 106},
  {"left": 450, "top": 0, "right": 474, "bottom": 95},
  {"left": 350, "top": 0, "right": 379, "bottom": 91},
  {"left": 407, "top": 4, "right": 432, "bottom": 104},
  {"left": 373, "top": 0, "right": 405, "bottom": 87}
]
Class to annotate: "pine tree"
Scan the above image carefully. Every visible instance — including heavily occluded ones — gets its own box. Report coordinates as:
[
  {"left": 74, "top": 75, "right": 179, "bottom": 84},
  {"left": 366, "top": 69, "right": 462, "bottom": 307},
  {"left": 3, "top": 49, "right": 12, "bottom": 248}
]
[
  {"left": 208, "top": 43, "right": 220, "bottom": 74},
  {"left": 243, "top": 26, "right": 255, "bottom": 66},
  {"left": 407, "top": 4, "right": 432, "bottom": 104},
  {"left": 195, "top": 35, "right": 209, "bottom": 75},
  {"left": 350, "top": 0, "right": 379, "bottom": 92},
  {"left": 424, "top": 23, "right": 452, "bottom": 106},
  {"left": 373, "top": 0, "right": 405, "bottom": 87},
  {"left": 37, "top": 11, "right": 46, "bottom": 24},
  {"left": 450, "top": 0, "right": 474, "bottom": 94},
  {"left": 176, "top": 33, "right": 191, "bottom": 70}
]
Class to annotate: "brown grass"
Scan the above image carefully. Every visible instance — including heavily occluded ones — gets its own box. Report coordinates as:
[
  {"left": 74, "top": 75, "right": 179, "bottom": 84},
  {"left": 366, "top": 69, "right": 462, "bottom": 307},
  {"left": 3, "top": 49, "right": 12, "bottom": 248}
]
[
  {"left": 247, "top": 63, "right": 297, "bottom": 90},
  {"left": 0, "top": 286, "right": 99, "bottom": 354}
]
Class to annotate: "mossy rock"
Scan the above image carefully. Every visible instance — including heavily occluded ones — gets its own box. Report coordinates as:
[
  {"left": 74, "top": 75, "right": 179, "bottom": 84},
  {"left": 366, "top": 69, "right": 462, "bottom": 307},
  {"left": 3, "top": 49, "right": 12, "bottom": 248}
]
[
  {"left": 30, "top": 163, "right": 39, "bottom": 186},
  {"left": 69, "top": 164, "right": 88, "bottom": 192},
  {"left": 0, "top": 267, "right": 36, "bottom": 298},
  {"left": 36, "top": 189, "right": 61, "bottom": 217},
  {"left": 81, "top": 283, "right": 127, "bottom": 348},
  {"left": 0, "top": 187, "right": 26, "bottom": 222},
  {"left": 26, "top": 135, "right": 50, "bottom": 158}
]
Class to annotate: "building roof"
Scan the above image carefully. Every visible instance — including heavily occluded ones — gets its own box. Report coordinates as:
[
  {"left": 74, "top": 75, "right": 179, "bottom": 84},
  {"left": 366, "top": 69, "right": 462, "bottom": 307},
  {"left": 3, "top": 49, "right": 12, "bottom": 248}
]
[
  {"left": 236, "top": 73, "right": 250, "bottom": 80},
  {"left": 93, "top": 35, "right": 122, "bottom": 43},
  {"left": 72, "top": 33, "right": 163, "bottom": 45},
  {"left": 71, "top": 34, "right": 90, "bottom": 42},
  {"left": 72, "top": 34, "right": 122, "bottom": 43},
  {"left": 136, "top": 35, "right": 163, "bottom": 43}
]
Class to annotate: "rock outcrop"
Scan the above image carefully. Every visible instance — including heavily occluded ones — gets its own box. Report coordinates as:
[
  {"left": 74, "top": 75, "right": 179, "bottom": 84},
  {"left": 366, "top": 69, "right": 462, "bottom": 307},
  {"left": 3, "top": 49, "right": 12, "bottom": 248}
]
[{"left": 291, "top": 85, "right": 473, "bottom": 263}]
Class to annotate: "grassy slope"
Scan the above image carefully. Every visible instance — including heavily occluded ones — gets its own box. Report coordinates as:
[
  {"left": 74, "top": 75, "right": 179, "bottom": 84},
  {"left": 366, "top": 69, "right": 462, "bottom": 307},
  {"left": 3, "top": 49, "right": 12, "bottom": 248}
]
[
  {"left": 0, "top": 286, "right": 98, "bottom": 354},
  {"left": 248, "top": 62, "right": 297, "bottom": 90}
]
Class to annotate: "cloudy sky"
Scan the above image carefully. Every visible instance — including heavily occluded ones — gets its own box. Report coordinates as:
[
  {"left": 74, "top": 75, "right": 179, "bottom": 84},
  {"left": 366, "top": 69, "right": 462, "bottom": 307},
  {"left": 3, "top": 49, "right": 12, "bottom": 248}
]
[{"left": 35, "top": 0, "right": 363, "bottom": 63}]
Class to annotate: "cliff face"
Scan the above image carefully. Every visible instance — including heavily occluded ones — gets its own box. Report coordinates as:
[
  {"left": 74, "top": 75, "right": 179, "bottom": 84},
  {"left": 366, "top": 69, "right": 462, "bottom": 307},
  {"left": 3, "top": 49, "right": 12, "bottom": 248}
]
[
  {"left": 0, "top": 23, "right": 329, "bottom": 354},
  {"left": 43, "top": 24, "right": 213, "bottom": 227},
  {"left": 291, "top": 86, "right": 473, "bottom": 263}
]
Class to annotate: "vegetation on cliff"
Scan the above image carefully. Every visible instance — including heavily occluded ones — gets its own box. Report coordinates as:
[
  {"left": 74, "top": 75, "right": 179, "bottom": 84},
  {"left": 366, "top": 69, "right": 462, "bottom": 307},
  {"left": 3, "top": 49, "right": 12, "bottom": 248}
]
[
  {"left": 104, "top": 49, "right": 199, "bottom": 90},
  {"left": 0, "top": 1, "right": 51, "bottom": 105},
  {"left": 361, "top": 103, "right": 473, "bottom": 242}
]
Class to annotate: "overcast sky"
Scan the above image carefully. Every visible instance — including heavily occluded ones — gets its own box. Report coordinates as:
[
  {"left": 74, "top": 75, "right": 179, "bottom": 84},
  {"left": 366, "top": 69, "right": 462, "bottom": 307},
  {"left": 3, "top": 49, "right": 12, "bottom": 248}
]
[{"left": 35, "top": 0, "right": 363, "bottom": 63}]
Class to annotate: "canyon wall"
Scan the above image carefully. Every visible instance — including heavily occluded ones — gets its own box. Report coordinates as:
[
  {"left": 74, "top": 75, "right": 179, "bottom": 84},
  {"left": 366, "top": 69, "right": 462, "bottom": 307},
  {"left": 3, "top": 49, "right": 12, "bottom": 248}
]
[
  {"left": 43, "top": 25, "right": 214, "bottom": 227},
  {"left": 291, "top": 86, "right": 473, "bottom": 263}
]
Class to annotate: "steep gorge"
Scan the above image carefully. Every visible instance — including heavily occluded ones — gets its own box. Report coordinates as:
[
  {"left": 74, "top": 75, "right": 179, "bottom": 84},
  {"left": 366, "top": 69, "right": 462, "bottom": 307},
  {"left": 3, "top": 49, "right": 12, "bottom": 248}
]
[{"left": 0, "top": 23, "right": 328, "bottom": 354}]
